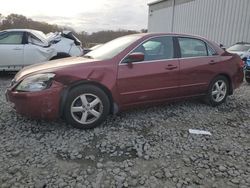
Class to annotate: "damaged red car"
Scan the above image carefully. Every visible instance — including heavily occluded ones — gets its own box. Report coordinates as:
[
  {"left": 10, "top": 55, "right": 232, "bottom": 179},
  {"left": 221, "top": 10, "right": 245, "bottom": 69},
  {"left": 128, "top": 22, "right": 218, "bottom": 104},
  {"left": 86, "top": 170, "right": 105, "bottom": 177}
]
[{"left": 6, "top": 33, "right": 244, "bottom": 129}]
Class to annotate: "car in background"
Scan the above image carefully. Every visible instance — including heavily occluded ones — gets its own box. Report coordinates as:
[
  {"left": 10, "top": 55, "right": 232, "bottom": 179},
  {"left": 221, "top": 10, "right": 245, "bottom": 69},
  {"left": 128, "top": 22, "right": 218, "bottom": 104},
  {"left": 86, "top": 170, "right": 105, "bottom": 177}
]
[
  {"left": 227, "top": 42, "right": 250, "bottom": 61},
  {"left": 6, "top": 33, "right": 244, "bottom": 129},
  {"left": 0, "top": 29, "right": 56, "bottom": 71},
  {"left": 0, "top": 29, "right": 83, "bottom": 71},
  {"left": 227, "top": 42, "right": 250, "bottom": 83}
]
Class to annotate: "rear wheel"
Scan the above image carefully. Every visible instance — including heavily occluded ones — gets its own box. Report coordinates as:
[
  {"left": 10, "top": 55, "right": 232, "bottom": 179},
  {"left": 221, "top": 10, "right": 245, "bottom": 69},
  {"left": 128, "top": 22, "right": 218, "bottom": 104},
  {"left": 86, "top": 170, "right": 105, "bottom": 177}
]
[
  {"left": 245, "top": 77, "right": 250, "bottom": 84},
  {"left": 245, "top": 69, "right": 250, "bottom": 83},
  {"left": 64, "top": 85, "right": 110, "bottom": 129},
  {"left": 205, "top": 76, "right": 229, "bottom": 106}
]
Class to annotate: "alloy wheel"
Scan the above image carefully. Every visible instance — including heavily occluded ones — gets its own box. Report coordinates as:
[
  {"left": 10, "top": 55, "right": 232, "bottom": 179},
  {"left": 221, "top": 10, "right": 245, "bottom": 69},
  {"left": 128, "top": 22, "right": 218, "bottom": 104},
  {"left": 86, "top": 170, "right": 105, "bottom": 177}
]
[
  {"left": 211, "top": 80, "right": 227, "bottom": 102},
  {"left": 70, "top": 93, "right": 103, "bottom": 125}
]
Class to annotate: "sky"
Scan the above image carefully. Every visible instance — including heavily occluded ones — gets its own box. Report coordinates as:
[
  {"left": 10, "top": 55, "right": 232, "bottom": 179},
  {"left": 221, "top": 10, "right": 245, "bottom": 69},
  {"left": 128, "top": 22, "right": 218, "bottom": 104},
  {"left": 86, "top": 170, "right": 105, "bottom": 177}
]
[{"left": 1, "top": 0, "right": 155, "bottom": 33}]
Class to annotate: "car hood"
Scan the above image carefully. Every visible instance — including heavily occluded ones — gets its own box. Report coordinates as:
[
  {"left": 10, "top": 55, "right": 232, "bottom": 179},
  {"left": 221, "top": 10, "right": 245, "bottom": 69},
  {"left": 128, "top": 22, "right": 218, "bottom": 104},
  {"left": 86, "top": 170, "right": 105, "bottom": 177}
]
[{"left": 14, "top": 57, "right": 97, "bottom": 81}]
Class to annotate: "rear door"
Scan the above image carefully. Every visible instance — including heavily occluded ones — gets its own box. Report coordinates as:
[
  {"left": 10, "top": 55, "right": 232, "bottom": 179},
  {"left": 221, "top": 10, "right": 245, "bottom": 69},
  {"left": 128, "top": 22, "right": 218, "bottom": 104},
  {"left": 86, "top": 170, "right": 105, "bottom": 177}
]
[
  {"left": 0, "top": 31, "right": 24, "bottom": 67},
  {"left": 117, "top": 36, "right": 180, "bottom": 106},
  {"left": 176, "top": 37, "right": 221, "bottom": 96}
]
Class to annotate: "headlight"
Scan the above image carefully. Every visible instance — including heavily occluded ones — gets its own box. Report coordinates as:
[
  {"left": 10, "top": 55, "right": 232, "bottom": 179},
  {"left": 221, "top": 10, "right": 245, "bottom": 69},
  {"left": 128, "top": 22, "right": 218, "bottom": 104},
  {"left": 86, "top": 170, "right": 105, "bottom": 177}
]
[{"left": 16, "top": 73, "right": 55, "bottom": 92}]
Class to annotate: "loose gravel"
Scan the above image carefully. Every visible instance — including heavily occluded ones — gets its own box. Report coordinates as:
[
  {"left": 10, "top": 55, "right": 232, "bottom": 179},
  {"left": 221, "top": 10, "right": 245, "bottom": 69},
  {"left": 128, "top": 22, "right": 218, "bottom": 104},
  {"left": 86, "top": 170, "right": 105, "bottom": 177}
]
[{"left": 0, "top": 74, "right": 249, "bottom": 188}]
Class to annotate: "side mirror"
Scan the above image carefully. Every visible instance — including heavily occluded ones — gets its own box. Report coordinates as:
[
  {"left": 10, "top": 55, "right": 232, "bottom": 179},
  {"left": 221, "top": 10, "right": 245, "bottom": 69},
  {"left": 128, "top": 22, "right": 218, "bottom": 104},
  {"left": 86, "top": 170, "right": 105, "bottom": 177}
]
[
  {"left": 123, "top": 52, "right": 145, "bottom": 64},
  {"left": 220, "top": 44, "right": 226, "bottom": 51}
]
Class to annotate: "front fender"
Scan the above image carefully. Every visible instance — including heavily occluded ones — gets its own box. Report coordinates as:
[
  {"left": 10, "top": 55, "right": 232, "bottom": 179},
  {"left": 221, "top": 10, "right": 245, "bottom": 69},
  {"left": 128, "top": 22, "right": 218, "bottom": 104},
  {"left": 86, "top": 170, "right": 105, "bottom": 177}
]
[{"left": 54, "top": 64, "right": 120, "bottom": 116}]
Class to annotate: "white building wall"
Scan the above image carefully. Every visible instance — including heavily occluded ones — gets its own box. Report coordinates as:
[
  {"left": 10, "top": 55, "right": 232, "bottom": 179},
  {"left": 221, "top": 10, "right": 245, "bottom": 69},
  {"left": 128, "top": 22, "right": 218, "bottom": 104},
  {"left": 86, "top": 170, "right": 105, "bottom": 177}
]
[
  {"left": 148, "top": 0, "right": 174, "bottom": 32},
  {"left": 148, "top": 7, "right": 173, "bottom": 32},
  {"left": 148, "top": 0, "right": 250, "bottom": 47}
]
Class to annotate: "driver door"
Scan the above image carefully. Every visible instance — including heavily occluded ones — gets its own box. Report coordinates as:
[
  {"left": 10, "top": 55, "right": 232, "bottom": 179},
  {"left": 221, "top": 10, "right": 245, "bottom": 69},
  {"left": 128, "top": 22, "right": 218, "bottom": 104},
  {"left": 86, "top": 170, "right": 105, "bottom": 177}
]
[{"left": 117, "top": 36, "right": 180, "bottom": 106}]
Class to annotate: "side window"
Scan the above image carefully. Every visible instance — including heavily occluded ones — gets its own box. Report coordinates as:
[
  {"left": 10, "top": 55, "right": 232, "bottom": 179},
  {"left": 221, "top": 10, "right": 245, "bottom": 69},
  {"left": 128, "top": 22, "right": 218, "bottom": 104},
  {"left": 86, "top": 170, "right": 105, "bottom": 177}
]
[
  {"left": 207, "top": 45, "right": 217, "bottom": 56},
  {"left": 178, "top": 37, "right": 208, "bottom": 58},
  {"left": 28, "top": 34, "right": 45, "bottom": 46},
  {"left": 132, "top": 36, "right": 174, "bottom": 61},
  {"left": 0, "top": 32, "right": 23, "bottom": 45}
]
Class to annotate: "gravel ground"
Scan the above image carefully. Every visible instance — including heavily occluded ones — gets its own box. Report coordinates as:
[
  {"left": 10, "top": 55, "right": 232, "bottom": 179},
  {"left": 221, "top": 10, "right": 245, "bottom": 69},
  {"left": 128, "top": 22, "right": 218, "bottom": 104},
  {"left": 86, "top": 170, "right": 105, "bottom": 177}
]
[{"left": 0, "top": 74, "right": 249, "bottom": 188}]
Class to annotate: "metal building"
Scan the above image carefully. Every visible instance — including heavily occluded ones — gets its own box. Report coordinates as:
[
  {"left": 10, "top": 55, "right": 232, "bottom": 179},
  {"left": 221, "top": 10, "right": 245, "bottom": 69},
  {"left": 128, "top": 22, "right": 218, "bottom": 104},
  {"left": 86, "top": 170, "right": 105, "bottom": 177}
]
[{"left": 148, "top": 0, "right": 250, "bottom": 47}]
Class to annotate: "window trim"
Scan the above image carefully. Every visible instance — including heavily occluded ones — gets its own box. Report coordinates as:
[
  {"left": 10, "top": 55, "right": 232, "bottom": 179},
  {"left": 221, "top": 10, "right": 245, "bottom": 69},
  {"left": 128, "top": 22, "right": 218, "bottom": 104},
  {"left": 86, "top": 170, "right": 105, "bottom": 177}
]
[
  {"left": 120, "top": 35, "right": 176, "bottom": 65},
  {"left": 119, "top": 35, "right": 219, "bottom": 66}
]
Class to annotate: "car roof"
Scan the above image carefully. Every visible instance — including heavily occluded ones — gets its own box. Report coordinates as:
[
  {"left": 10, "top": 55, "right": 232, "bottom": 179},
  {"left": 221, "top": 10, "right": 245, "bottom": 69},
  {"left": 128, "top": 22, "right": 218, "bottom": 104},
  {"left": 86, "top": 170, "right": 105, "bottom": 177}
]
[
  {"left": 1, "top": 29, "right": 42, "bottom": 33},
  {"left": 130, "top": 32, "right": 210, "bottom": 41}
]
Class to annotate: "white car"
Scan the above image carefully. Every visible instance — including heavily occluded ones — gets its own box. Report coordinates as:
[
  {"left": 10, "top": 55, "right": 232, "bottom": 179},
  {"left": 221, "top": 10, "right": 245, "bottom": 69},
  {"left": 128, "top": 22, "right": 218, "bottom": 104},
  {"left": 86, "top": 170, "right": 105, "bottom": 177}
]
[
  {"left": 0, "top": 29, "right": 83, "bottom": 71},
  {"left": 227, "top": 42, "right": 250, "bottom": 61}
]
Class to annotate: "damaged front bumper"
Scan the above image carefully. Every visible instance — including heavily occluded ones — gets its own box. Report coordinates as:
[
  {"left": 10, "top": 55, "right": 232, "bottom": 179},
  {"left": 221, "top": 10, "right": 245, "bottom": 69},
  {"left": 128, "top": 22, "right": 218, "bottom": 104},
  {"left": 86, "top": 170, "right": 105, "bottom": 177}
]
[{"left": 5, "top": 81, "right": 64, "bottom": 120}]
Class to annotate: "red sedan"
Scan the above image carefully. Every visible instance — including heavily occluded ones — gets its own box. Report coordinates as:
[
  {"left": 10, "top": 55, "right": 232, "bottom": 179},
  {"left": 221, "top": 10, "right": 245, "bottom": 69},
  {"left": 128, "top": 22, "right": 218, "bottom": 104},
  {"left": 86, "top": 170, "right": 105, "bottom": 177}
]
[{"left": 6, "top": 33, "right": 244, "bottom": 129}]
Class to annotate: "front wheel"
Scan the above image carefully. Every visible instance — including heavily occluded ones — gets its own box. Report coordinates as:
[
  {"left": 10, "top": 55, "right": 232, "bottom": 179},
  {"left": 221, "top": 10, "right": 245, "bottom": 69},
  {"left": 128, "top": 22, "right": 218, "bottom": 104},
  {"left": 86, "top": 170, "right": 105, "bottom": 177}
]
[
  {"left": 64, "top": 85, "right": 110, "bottom": 129},
  {"left": 205, "top": 76, "right": 229, "bottom": 106}
]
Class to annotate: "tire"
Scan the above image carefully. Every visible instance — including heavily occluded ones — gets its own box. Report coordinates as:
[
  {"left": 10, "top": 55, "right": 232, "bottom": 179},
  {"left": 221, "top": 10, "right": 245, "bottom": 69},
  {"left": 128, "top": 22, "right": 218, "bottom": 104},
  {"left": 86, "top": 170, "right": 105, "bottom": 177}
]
[
  {"left": 246, "top": 77, "right": 250, "bottom": 84},
  {"left": 64, "top": 85, "right": 110, "bottom": 129},
  {"left": 204, "top": 76, "right": 229, "bottom": 106}
]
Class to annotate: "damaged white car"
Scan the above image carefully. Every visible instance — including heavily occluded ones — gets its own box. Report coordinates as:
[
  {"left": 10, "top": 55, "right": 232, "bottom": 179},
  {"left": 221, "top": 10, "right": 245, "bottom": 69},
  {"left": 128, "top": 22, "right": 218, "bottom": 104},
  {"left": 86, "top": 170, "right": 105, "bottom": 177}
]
[
  {"left": 46, "top": 30, "right": 83, "bottom": 58},
  {"left": 0, "top": 29, "right": 83, "bottom": 71}
]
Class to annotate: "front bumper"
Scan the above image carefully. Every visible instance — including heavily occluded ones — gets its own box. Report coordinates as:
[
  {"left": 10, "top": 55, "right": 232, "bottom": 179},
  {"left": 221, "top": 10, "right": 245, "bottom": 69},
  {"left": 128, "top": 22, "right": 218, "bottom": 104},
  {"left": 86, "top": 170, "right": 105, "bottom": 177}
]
[{"left": 5, "top": 81, "right": 64, "bottom": 120}]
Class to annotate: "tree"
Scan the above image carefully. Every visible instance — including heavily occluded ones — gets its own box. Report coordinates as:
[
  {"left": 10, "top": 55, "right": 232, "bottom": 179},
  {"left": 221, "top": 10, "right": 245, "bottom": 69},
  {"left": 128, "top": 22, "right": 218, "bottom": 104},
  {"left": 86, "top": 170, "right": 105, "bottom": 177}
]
[
  {"left": 78, "top": 29, "right": 139, "bottom": 47},
  {"left": 0, "top": 14, "right": 63, "bottom": 33},
  {"left": 0, "top": 13, "right": 141, "bottom": 47},
  {"left": 0, "top": 13, "right": 4, "bottom": 24}
]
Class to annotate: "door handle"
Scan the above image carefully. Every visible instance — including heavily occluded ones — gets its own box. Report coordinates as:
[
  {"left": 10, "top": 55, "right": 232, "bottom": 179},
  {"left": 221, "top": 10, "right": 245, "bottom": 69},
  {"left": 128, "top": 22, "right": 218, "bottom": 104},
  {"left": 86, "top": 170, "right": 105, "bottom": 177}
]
[
  {"left": 13, "top": 48, "right": 22, "bottom": 50},
  {"left": 165, "top": 65, "right": 178, "bottom": 70},
  {"left": 209, "top": 60, "right": 216, "bottom": 65}
]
